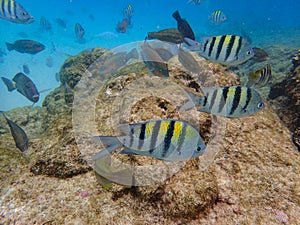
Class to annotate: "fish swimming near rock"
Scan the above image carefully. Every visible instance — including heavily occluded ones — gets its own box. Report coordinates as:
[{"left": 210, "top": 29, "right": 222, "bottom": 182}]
[
  {"left": 209, "top": 10, "right": 227, "bottom": 25},
  {"left": 75, "top": 23, "right": 85, "bottom": 40},
  {"left": 184, "top": 34, "right": 254, "bottom": 66},
  {"left": 181, "top": 86, "right": 265, "bottom": 118},
  {"left": 92, "top": 119, "right": 207, "bottom": 162},
  {"left": 252, "top": 47, "right": 269, "bottom": 62},
  {"left": 6, "top": 40, "right": 46, "bottom": 55},
  {"left": 1, "top": 112, "right": 28, "bottom": 152},
  {"left": 116, "top": 17, "right": 130, "bottom": 33},
  {"left": 140, "top": 41, "right": 169, "bottom": 78},
  {"left": 22, "top": 63, "right": 30, "bottom": 74},
  {"left": 1, "top": 72, "right": 39, "bottom": 103},
  {"left": 0, "top": 0, "right": 34, "bottom": 24},
  {"left": 147, "top": 28, "right": 184, "bottom": 44},
  {"left": 99, "top": 48, "right": 139, "bottom": 74},
  {"left": 172, "top": 10, "right": 195, "bottom": 41},
  {"left": 247, "top": 64, "right": 272, "bottom": 88}
]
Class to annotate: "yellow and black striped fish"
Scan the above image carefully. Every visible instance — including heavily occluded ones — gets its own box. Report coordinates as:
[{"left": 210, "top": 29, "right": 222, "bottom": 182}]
[
  {"left": 92, "top": 119, "right": 206, "bottom": 161},
  {"left": 247, "top": 64, "right": 272, "bottom": 88},
  {"left": 123, "top": 4, "right": 133, "bottom": 19},
  {"left": 183, "top": 86, "right": 265, "bottom": 118},
  {"left": 0, "top": 0, "right": 34, "bottom": 24},
  {"left": 185, "top": 35, "right": 254, "bottom": 66},
  {"left": 210, "top": 10, "right": 227, "bottom": 25}
]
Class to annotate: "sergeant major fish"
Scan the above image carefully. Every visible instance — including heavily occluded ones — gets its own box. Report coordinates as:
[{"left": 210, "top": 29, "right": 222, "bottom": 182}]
[
  {"left": 181, "top": 86, "right": 265, "bottom": 118},
  {"left": 92, "top": 119, "right": 207, "bottom": 162},
  {"left": 1, "top": 112, "right": 28, "bottom": 152},
  {"left": 0, "top": 0, "right": 34, "bottom": 24},
  {"left": 1, "top": 72, "right": 39, "bottom": 103},
  {"left": 247, "top": 64, "right": 272, "bottom": 88},
  {"left": 210, "top": 10, "right": 227, "bottom": 25},
  {"left": 185, "top": 35, "right": 254, "bottom": 66}
]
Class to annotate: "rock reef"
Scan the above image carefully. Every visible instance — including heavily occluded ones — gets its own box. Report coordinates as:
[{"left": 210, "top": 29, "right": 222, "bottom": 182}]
[{"left": 0, "top": 45, "right": 299, "bottom": 224}]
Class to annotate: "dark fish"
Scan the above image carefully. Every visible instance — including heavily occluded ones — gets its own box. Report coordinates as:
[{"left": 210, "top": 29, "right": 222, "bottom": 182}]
[
  {"left": 1, "top": 113, "right": 28, "bottom": 152},
  {"left": 172, "top": 10, "right": 195, "bottom": 41},
  {"left": 45, "top": 56, "right": 54, "bottom": 68},
  {"left": 187, "top": 0, "right": 201, "bottom": 4},
  {"left": 40, "top": 16, "right": 52, "bottom": 31},
  {"left": 178, "top": 47, "right": 200, "bottom": 74},
  {"left": 6, "top": 40, "right": 45, "bottom": 55},
  {"left": 99, "top": 48, "right": 139, "bottom": 74},
  {"left": 92, "top": 119, "right": 206, "bottom": 162},
  {"left": 147, "top": 28, "right": 184, "bottom": 44},
  {"left": 154, "top": 47, "right": 174, "bottom": 61},
  {"left": 185, "top": 35, "right": 254, "bottom": 66},
  {"left": 252, "top": 47, "right": 269, "bottom": 62},
  {"left": 1, "top": 72, "right": 39, "bottom": 103},
  {"left": 0, "top": 0, "right": 34, "bottom": 24},
  {"left": 182, "top": 86, "right": 265, "bottom": 118},
  {"left": 116, "top": 18, "right": 130, "bottom": 33},
  {"left": 247, "top": 64, "right": 272, "bottom": 88},
  {"left": 75, "top": 23, "right": 85, "bottom": 40},
  {"left": 140, "top": 41, "right": 169, "bottom": 78},
  {"left": 210, "top": 10, "right": 227, "bottom": 25},
  {"left": 22, "top": 63, "right": 30, "bottom": 74},
  {"left": 54, "top": 18, "right": 67, "bottom": 28}
]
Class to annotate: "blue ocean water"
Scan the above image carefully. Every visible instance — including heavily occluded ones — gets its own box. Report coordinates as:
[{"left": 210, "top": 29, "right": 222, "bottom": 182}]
[{"left": 0, "top": 0, "right": 300, "bottom": 111}]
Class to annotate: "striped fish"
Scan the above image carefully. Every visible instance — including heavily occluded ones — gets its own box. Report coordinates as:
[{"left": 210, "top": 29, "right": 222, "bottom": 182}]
[
  {"left": 92, "top": 119, "right": 206, "bottom": 162},
  {"left": 182, "top": 86, "right": 265, "bottom": 118},
  {"left": 0, "top": 0, "right": 34, "bottom": 24},
  {"left": 247, "top": 64, "right": 272, "bottom": 88},
  {"left": 75, "top": 23, "right": 85, "bottom": 40},
  {"left": 184, "top": 35, "right": 254, "bottom": 66},
  {"left": 210, "top": 10, "right": 227, "bottom": 25}
]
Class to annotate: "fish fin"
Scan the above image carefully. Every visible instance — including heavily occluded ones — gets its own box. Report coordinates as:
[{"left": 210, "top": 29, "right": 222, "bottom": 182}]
[
  {"left": 119, "top": 148, "right": 139, "bottom": 155},
  {"left": 172, "top": 10, "right": 181, "bottom": 21},
  {"left": 5, "top": 42, "right": 14, "bottom": 51},
  {"left": 1, "top": 77, "right": 16, "bottom": 92},
  {"left": 184, "top": 38, "right": 201, "bottom": 51},
  {"left": 39, "top": 88, "right": 51, "bottom": 93},
  {"left": 179, "top": 91, "right": 202, "bottom": 111},
  {"left": 92, "top": 136, "right": 121, "bottom": 160}
]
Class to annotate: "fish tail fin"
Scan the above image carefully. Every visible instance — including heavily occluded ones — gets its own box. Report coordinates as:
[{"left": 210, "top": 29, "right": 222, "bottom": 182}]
[
  {"left": 1, "top": 77, "right": 16, "bottom": 92},
  {"left": 172, "top": 10, "right": 181, "bottom": 21},
  {"left": 92, "top": 136, "right": 121, "bottom": 160},
  {"left": 5, "top": 42, "right": 14, "bottom": 51},
  {"left": 179, "top": 91, "right": 203, "bottom": 111}
]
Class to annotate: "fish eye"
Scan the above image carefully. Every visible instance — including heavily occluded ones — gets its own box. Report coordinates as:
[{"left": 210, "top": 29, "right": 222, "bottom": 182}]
[
  {"left": 257, "top": 102, "right": 264, "bottom": 109},
  {"left": 246, "top": 50, "right": 252, "bottom": 55},
  {"left": 196, "top": 146, "right": 202, "bottom": 152}
]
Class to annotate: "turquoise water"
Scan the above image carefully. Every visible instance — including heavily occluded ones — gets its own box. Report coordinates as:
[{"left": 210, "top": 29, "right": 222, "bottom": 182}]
[{"left": 1, "top": 0, "right": 300, "bottom": 111}]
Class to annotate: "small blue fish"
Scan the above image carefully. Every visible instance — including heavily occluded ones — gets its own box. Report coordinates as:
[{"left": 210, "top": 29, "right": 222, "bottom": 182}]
[
  {"left": 1, "top": 72, "right": 39, "bottom": 103},
  {"left": 93, "top": 119, "right": 206, "bottom": 162}
]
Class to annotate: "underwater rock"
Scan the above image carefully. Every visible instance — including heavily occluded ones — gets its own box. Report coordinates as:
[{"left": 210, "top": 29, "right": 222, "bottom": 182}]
[{"left": 268, "top": 49, "right": 300, "bottom": 150}]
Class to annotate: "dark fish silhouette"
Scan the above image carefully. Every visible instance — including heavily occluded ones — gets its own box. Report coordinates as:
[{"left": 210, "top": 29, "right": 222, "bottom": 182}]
[
  {"left": 116, "top": 18, "right": 130, "bottom": 33},
  {"left": 1, "top": 113, "right": 28, "bottom": 152},
  {"left": 141, "top": 41, "right": 169, "bottom": 78},
  {"left": 0, "top": 0, "right": 34, "bottom": 24},
  {"left": 252, "top": 47, "right": 269, "bottom": 62},
  {"left": 54, "top": 18, "right": 67, "bottom": 28},
  {"left": 172, "top": 10, "right": 195, "bottom": 41},
  {"left": 147, "top": 28, "right": 184, "bottom": 44},
  {"left": 6, "top": 40, "right": 45, "bottom": 55},
  {"left": 40, "top": 16, "right": 52, "bottom": 31},
  {"left": 1, "top": 72, "right": 39, "bottom": 103},
  {"left": 75, "top": 23, "right": 85, "bottom": 40}
]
